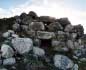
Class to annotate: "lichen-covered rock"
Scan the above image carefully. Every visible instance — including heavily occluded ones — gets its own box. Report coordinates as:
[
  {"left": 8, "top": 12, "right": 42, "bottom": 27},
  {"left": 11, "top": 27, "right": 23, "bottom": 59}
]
[
  {"left": 12, "top": 38, "right": 33, "bottom": 54},
  {"left": 53, "top": 55, "right": 74, "bottom": 70},
  {"left": 1, "top": 44, "right": 14, "bottom": 58}
]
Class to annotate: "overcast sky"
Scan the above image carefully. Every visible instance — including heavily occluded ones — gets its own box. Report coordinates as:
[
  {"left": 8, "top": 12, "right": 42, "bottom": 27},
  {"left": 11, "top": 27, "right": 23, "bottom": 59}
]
[{"left": 0, "top": 0, "right": 86, "bottom": 33}]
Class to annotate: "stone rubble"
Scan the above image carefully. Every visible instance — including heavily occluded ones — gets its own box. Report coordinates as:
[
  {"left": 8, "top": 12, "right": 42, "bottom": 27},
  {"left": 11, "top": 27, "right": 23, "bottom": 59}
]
[{"left": 0, "top": 11, "right": 86, "bottom": 70}]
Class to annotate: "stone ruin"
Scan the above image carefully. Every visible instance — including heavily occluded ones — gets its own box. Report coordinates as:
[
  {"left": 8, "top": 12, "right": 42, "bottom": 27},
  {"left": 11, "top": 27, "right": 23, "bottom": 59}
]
[{"left": 0, "top": 11, "right": 86, "bottom": 70}]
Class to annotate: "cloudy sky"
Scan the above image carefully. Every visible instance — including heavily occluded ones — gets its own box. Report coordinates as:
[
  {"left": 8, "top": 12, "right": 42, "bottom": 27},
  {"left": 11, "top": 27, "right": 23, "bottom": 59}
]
[{"left": 0, "top": 0, "right": 86, "bottom": 33}]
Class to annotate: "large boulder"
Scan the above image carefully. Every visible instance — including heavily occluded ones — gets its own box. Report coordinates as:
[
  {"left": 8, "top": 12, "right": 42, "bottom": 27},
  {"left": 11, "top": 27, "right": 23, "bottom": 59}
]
[
  {"left": 1, "top": 44, "right": 14, "bottom": 58},
  {"left": 53, "top": 55, "right": 74, "bottom": 70},
  {"left": 12, "top": 38, "right": 33, "bottom": 54}
]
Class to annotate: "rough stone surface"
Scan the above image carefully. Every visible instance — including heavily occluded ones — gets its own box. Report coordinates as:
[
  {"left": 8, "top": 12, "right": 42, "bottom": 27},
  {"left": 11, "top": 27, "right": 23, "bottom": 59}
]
[
  {"left": 54, "top": 55, "right": 74, "bottom": 70},
  {"left": 12, "top": 38, "right": 33, "bottom": 54},
  {"left": 37, "top": 31, "right": 55, "bottom": 39},
  {"left": 33, "top": 47, "right": 45, "bottom": 57},
  {"left": 3, "top": 58, "right": 16, "bottom": 65},
  {"left": 29, "top": 22, "right": 45, "bottom": 31},
  {"left": 1, "top": 44, "right": 14, "bottom": 58},
  {"left": 67, "top": 40, "right": 74, "bottom": 49}
]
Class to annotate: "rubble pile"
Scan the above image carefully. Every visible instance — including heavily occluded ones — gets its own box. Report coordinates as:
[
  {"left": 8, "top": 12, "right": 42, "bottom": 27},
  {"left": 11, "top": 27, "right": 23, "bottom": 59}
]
[{"left": 0, "top": 11, "right": 86, "bottom": 70}]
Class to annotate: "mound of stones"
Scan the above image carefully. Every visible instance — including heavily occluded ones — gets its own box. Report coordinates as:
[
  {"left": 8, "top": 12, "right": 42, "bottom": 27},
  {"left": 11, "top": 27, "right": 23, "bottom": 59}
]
[{"left": 0, "top": 11, "right": 86, "bottom": 70}]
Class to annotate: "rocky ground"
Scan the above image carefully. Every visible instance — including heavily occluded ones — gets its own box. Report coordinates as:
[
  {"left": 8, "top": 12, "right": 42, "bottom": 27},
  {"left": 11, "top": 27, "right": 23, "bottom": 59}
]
[{"left": 0, "top": 11, "right": 86, "bottom": 70}]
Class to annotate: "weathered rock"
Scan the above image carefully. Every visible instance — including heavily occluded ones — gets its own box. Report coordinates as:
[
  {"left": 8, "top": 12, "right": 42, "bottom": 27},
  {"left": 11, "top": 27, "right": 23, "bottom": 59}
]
[
  {"left": 21, "top": 25, "right": 29, "bottom": 32},
  {"left": 72, "top": 64, "right": 78, "bottom": 70},
  {"left": 52, "top": 41, "right": 68, "bottom": 52},
  {"left": 57, "top": 31, "right": 66, "bottom": 41},
  {"left": 2, "top": 30, "right": 14, "bottom": 38},
  {"left": 73, "top": 24, "right": 84, "bottom": 37},
  {"left": 58, "top": 18, "right": 71, "bottom": 28},
  {"left": 64, "top": 24, "right": 73, "bottom": 32},
  {"left": 74, "top": 47, "right": 86, "bottom": 58},
  {"left": 54, "top": 55, "right": 74, "bottom": 70},
  {"left": 67, "top": 40, "right": 74, "bottom": 49},
  {"left": 33, "top": 39, "right": 41, "bottom": 46},
  {"left": 48, "top": 22, "right": 63, "bottom": 31},
  {"left": 74, "top": 42, "right": 80, "bottom": 49},
  {"left": 71, "top": 33, "right": 77, "bottom": 40},
  {"left": 0, "top": 68, "right": 8, "bottom": 70},
  {"left": 12, "top": 38, "right": 33, "bottom": 54},
  {"left": 12, "top": 23, "right": 20, "bottom": 32},
  {"left": 29, "top": 22, "right": 45, "bottom": 31},
  {"left": 37, "top": 31, "right": 55, "bottom": 39},
  {"left": 20, "top": 12, "right": 27, "bottom": 20},
  {"left": 58, "top": 31, "right": 65, "bottom": 35},
  {"left": 1, "top": 44, "right": 14, "bottom": 58},
  {"left": 33, "top": 47, "right": 45, "bottom": 57},
  {"left": 28, "top": 11, "right": 38, "bottom": 19},
  {"left": 3, "top": 58, "right": 16, "bottom": 65},
  {"left": 52, "top": 40, "right": 60, "bottom": 47},
  {"left": 38, "top": 16, "right": 56, "bottom": 23}
]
